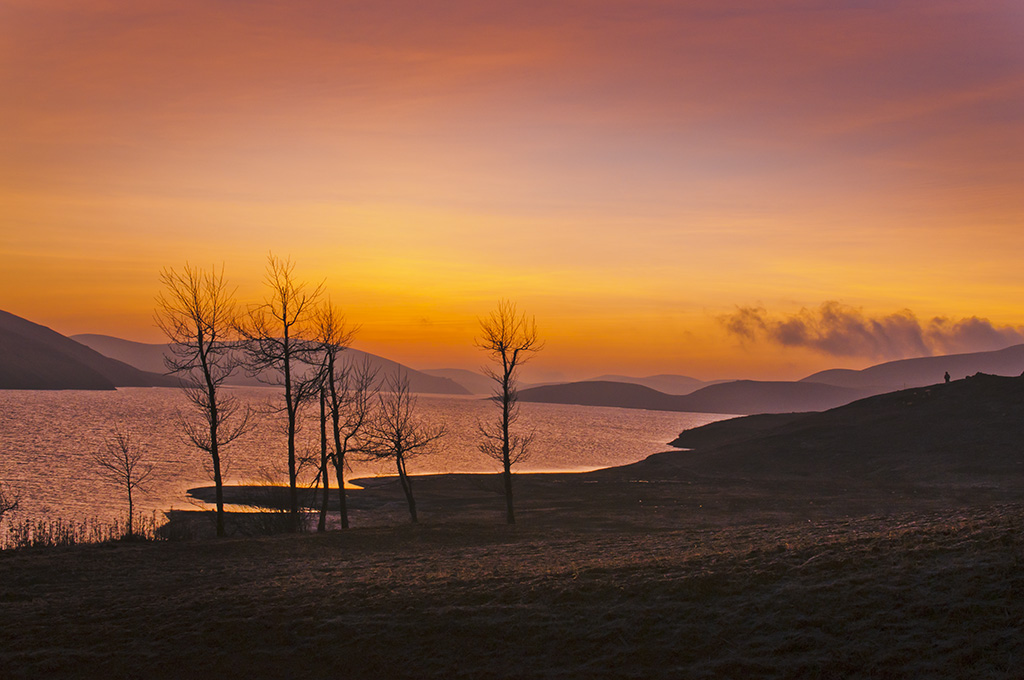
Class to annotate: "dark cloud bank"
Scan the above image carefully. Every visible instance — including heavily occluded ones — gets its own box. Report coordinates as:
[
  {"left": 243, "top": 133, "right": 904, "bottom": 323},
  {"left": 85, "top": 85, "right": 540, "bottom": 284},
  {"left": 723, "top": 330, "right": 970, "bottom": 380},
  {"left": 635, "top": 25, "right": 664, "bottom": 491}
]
[{"left": 722, "top": 301, "right": 1024, "bottom": 360}]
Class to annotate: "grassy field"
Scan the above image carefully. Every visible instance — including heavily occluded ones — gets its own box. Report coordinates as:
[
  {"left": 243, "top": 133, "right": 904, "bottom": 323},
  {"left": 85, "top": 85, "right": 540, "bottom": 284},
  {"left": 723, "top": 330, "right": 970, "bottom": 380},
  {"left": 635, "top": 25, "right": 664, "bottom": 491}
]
[{"left": 3, "top": 468, "right": 1024, "bottom": 678}]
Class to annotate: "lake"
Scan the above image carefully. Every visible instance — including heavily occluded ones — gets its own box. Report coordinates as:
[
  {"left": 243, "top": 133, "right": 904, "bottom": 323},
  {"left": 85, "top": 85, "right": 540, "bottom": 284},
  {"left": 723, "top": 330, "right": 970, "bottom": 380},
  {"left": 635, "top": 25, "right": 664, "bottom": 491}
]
[{"left": 0, "top": 387, "right": 730, "bottom": 524}]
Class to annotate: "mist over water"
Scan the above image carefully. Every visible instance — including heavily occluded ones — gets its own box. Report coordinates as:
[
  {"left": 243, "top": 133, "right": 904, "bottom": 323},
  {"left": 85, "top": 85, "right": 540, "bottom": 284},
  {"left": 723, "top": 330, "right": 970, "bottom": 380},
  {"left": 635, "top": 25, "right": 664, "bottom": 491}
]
[{"left": 0, "top": 387, "right": 729, "bottom": 523}]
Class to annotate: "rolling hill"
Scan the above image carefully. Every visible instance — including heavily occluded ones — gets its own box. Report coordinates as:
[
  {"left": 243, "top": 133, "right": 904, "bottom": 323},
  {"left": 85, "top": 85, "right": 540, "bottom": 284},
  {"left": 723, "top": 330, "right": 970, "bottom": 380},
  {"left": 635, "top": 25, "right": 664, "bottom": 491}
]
[
  {"left": 72, "top": 334, "right": 469, "bottom": 395},
  {"left": 644, "top": 372, "right": 1024, "bottom": 489},
  {"left": 518, "top": 379, "right": 868, "bottom": 415},
  {"left": 587, "top": 373, "right": 712, "bottom": 395},
  {"left": 516, "top": 380, "right": 682, "bottom": 410},
  {"left": 674, "top": 380, "right": 867, "bottom": 414},
  {"left": 518, "top": 345, "right": 1024, "bottom": 416},
  {"left": 419, "top": 368, "right": 495, "bottom": 395},
  {"left": 0, "top": 311, "right": 177, "bottom": 390},
  {"left": 800, "top": 344, "right": 1024, "bottom": 392}
]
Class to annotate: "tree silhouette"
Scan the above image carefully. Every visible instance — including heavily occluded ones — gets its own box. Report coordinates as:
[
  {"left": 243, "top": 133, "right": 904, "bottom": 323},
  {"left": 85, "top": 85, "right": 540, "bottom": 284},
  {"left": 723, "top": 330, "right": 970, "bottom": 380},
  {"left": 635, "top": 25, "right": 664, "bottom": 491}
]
[
  {"left": 156, "top": 263, "right": 251, "bottom": 537},
  {"left": 91, "top": 427, "right": 154, "bottom": 537},
  {"left": 362, "top": 375, "right": 445, "bottom": 524},
  {"left": 0, "top": 481, "right": 18, "bottom": 523},
  {"left": 311, "top": 302, "right": 376, "bottom": 529},
  {"left": 237, "top": 254, "right": 323, "bottom": 531},
  {"left": 477, "top": 300, "right": 542, "bottom": 524}
]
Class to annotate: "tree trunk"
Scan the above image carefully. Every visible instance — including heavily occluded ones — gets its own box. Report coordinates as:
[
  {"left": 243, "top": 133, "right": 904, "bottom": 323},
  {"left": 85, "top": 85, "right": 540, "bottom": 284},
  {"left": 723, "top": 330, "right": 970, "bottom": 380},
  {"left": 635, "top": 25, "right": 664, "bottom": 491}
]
[
  {"left": 397, "top": 456, "right": 417, "bottom": 524},
  {"left": 207, "top": 368, "right": 226, "bottom": 537},
  {"left": 503, "top": 462, "right": 514, "bottom": 525},
  {"left": 286, "top": 405, "right": 299, "bottom": 531},
  {"left": 212, "top": 450, "right": 225, "bottom": 537},
  {"left": 333, "top": 460, "right": 349, "bottom": 529},
  {"left": 317, "top": 389, "right": 329, "bottom": 532},
  {"left": 283, "top": 329, "right": 300, "bottom": 532},
  {"left": 327, "top": 356, "right": 349, "bottom": 529},
  {"left": 127, "top": 485, "right": 134, "bottom": 537},
  {"left": 502, "top": 373, "right": 515, "bottom": 525}
]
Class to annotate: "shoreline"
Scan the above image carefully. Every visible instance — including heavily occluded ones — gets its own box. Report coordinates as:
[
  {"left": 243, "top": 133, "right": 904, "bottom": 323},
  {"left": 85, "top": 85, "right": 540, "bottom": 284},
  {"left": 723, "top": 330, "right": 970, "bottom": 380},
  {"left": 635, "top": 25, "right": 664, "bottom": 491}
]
[{"left": 176, "top": 445, "right": 1024, "bottom": 538}]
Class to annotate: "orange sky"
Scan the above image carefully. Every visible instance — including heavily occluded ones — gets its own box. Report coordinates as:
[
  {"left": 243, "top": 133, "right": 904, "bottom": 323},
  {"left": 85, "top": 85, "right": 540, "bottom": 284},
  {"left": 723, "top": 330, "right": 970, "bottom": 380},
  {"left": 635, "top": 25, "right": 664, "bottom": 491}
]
[{"left": 2, "top": 1, "right": 1023, "bottom": 381}]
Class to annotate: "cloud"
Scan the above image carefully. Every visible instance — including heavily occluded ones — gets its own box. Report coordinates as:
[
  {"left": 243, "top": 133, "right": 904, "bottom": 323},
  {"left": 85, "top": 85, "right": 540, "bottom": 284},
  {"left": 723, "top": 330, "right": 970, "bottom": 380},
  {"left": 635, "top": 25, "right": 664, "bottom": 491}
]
[
  {"left": 721, "top": 301, "right": 1024, "bottom": 359},
  {"left": 926, "top": 316, "right": 1024, "bottom": 356}
]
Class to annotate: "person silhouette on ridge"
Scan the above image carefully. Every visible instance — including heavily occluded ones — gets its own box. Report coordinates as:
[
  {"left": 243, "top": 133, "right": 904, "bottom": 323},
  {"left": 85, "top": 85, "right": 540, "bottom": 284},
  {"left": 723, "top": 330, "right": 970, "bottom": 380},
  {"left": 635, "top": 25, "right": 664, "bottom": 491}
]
[{"left": 944, "top": 371, "right": 950, "bottom": 384}]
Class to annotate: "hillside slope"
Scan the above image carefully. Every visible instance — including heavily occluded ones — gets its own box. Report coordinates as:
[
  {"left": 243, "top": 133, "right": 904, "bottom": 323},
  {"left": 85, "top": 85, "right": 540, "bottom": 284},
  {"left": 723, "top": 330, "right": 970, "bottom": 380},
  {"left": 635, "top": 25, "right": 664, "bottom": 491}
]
[
  {"left": 801, "top": 344, "right": 1024, "bottom": 392},
  {"left": 420, "top": 368, "right": 494, "bottom": 395},
  {"left": 673, "top": 380, "right": 867, "bottom": 414},
  {"left": 0, "top": 311, "right": 177, "bottom": 389},
  {"left": 517, "top": 380, "right": 680, "bottom": 410},
  {"left": 72, "top": 334, "right": 469, "bottom": 395},
  {"left": 645, "top": 373, "right": 1024, "bottom": 487},
  {"left": 587, "top": 373, "right": 710, "bottom": 395},
  {"left": 518, "top": 379, "right": 867, "bottom": 415},
  {"left": 0, "top": 325, "right": 114, "bottom": 390}
]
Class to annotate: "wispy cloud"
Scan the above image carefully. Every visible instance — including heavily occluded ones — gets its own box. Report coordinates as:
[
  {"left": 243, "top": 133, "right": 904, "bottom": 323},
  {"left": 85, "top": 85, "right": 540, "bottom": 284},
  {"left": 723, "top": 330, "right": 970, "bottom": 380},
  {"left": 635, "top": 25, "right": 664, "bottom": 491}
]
[{"left": 721, "top": 301, "right": 1024, "bottom": 359}]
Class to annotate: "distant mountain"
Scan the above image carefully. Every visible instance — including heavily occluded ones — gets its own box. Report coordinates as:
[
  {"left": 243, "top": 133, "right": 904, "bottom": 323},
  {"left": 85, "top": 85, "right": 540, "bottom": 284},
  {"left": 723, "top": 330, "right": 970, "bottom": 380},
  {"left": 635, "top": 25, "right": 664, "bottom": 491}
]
[
  {"left": 72, "top": 334, "right": 469, "bottom": 395},
  {"left": 649, "top": 373, "right": 1024, "bottom": 488},
  {"left": 420, "top": 368, "right": 495, "bottom": 395},
  {"left": 518, "top": 380, "right": 682, "bottom": 410},
  {"left": 674, "top": 380, "right": 867, "bottom": 414},
  {"left": 587, "top": 374, "right": 711, "bottom": 395},
  {"left": 71, "top": 334, "right": 171, "bottom": 375},
  {"left": 343, "top": 352, "right": 468, "bottom": 395},
  {"left": 519, "top": 346, "right": 1024, "bottom": 416},
  {"left": 1, "top": 324, "right": 113, "bottom": 390},
  {"left": 801, "top": 344, "right": 1024, "bottom": 393},
  {"left": 0, "top": 311, "right": 177, "bottom": 390},
  {"left": 518, "top": 379, "right": 868, "bottom": 415}
]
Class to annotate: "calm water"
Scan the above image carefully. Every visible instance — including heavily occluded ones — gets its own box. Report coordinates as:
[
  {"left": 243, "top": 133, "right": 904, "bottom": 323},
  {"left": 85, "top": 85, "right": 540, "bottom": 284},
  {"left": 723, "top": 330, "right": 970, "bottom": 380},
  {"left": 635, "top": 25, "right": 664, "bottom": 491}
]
[{"left": 0, "top": 387, "right": 729, "bottom": 523}]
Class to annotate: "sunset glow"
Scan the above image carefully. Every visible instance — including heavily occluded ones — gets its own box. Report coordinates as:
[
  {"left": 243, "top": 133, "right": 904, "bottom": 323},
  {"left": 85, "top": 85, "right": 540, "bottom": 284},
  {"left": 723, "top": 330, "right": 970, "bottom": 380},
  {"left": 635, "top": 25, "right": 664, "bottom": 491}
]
[{"left": 2, "top": 1, "right": 1022, "bottom": 381}]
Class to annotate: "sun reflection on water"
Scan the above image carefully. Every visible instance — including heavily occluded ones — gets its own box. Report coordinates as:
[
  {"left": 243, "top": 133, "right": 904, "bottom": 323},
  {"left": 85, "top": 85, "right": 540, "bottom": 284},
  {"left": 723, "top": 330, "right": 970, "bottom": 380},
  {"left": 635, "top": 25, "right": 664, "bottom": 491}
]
[{"left": 0, "top": 387, "right": 727, "bottom": 523}]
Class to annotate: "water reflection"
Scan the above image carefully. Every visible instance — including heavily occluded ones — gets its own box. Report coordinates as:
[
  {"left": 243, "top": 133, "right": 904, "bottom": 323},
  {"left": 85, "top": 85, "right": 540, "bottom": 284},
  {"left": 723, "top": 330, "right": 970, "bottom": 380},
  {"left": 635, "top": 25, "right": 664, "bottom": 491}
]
[{"left": 0, "top": 387, "right": 729, "bottom": 522}]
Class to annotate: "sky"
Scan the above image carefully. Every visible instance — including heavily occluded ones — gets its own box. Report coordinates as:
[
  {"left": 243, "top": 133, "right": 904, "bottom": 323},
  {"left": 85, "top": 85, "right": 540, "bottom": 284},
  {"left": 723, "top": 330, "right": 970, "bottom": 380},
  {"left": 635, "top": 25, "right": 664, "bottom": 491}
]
[{"left": 2, "top": 0, "right": 1023, "bottom": 381}]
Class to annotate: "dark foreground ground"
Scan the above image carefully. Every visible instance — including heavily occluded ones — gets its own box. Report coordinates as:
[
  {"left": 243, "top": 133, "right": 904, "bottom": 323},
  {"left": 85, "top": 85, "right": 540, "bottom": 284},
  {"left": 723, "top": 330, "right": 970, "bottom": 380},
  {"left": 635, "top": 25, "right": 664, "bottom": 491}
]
[{"left": 3, "top": 466, "right": 1024, "bottom": 679}]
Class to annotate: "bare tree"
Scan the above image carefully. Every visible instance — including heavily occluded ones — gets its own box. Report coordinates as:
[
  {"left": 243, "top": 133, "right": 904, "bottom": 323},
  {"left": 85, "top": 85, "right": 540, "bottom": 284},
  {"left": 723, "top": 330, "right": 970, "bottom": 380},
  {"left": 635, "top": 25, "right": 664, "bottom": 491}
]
[
  {"left": 307, "top": 302, "right": 355, "bottom": 532},
  {"left": 92, "top": 427, "right": 154, "bottom": 537},
  {"left": 362, "top": 375, "right": 445, "bottom": 524},
  {"left": 329, "top": 357, "right": 377, "bottom": 528},
  {"left": 0, "top": 481, "right": 19, "bottom": 523},
  {"left": 237, "top": 254, "right": 323, "bottom": 530},
  {"left": 156, "top": 263, "right": 251, "bottom": 537},
  {"left": 311, "top": 303, "right": 376, "bottom": 529},
  {"left": 477, "top": 300, "right": 542, "bottom": 525}
]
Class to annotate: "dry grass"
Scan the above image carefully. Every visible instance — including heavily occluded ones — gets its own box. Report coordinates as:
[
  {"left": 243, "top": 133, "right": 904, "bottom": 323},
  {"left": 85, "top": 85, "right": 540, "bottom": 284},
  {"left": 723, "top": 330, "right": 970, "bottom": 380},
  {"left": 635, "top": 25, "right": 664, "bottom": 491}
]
[
  {"left": 2, "top": 513, "right": 163, "bottom": 550},
  {"left": 3, "top": 498, "right": 1024, "bottom": 679}
]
